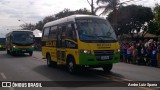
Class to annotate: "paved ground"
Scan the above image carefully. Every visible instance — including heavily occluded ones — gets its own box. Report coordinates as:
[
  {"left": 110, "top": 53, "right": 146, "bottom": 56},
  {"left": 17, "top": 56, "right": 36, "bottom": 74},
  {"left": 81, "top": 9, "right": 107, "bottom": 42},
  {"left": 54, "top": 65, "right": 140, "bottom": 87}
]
[{"left": 0, "top": 51, "right": 159, "bottom": 90}]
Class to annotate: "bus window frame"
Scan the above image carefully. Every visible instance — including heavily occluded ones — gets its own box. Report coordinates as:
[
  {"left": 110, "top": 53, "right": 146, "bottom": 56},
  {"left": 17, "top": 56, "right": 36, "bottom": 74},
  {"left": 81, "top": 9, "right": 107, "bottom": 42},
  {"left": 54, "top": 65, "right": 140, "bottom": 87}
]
[
  {"left": 42, "top": 27, "right": 50, "bottom": 40},
  {"left": 66, "top": 23, "right": 77, "bottom": 41},
  {"left": 49, "top": 25, "right": 57, "bottom": 40},
  {"left": 58, "top": 24, "right": 67, "bottom": 48}
]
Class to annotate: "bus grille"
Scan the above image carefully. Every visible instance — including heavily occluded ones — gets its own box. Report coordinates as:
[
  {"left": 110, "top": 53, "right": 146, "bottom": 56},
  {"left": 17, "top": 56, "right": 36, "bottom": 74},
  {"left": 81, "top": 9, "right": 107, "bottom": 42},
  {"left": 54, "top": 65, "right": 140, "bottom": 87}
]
[{"left": 94, "top": 50, "right": 114, "bottom": 60}]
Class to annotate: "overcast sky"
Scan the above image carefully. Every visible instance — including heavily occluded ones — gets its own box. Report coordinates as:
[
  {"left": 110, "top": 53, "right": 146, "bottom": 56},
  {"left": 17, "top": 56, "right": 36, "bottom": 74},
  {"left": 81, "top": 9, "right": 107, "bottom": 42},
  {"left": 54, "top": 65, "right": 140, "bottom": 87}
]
[
  {"left": 0, "top": 0, "right": 160, "bottom": 27},
  {"left": 0, "top": 0, "right": 160, "bottom": 37}
]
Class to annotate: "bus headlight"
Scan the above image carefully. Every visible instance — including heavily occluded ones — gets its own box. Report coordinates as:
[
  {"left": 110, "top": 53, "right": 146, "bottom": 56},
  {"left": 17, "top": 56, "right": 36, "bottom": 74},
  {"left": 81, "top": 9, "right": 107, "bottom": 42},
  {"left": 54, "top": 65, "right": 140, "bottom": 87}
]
[
  {"left": 79, "top": 49, "right": 91, "bottom": 54},
  {"left": 13, "top": 46, "right": 16, "bottom": 48},
  {"left": 116, "top": 49, "right": 120, "bottom": 53}
]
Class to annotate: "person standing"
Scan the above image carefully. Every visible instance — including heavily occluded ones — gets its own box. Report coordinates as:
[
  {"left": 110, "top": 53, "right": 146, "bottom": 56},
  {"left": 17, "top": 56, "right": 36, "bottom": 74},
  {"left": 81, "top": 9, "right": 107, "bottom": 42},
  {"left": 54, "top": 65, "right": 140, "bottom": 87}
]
[
  {"left": 123, "top": 42, "right": 128, "bottom": 63},
  {"left": 137, "top": 40, "right": 142, "bottom": 65},
  {"left": 141, "top": 43, "right": 146, "bottom": 65},
  {"left": 127, "top": 43, "right": 133, "bottom": 63},
  {"left": 151, "top": 46, "right": 157, "bottom": 67},
  {"left": 132, "top": 42, "right": 137, "bottom": 64},
  {"left": 146, "top": 42, "right": 152, "bottom": 66}
]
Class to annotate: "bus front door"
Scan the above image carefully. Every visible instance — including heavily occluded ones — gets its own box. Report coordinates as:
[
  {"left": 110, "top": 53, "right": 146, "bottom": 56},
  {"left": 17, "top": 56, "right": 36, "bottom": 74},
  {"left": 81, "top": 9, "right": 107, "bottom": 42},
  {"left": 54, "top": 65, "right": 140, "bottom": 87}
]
[{"left": 56, "top": 26, "right": 66, "bottom": 65}]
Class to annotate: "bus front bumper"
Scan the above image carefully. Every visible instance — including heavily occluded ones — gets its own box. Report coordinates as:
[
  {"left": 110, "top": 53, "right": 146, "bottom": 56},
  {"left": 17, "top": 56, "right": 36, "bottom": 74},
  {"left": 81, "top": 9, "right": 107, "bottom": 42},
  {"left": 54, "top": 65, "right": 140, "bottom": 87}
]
[
  {"left": 78, "top": 52, "right": 120, "bottom": 66},
  {"left": 12, "top": 48, "right": 34, "bottom": 53}
]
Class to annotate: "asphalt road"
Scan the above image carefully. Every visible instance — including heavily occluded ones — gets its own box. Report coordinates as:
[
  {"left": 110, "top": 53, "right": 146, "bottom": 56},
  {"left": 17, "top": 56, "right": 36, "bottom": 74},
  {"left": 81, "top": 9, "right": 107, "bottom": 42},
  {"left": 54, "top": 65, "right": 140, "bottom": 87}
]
[{"left": 0, "top": 51, "right": 160, "bottom": 90}]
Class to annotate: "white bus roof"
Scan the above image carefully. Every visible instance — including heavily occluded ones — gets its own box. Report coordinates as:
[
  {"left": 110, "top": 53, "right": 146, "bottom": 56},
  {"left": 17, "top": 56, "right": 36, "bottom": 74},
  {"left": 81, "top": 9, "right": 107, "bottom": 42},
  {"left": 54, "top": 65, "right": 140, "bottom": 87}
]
[
  {"left": 6, "top": 30, "right": 33, "bottom": 32},
  {"left": 44, "top": 14, "right": 105, "bottom": 28},
  {"left": 6, "top": 30, "right": 33, "bottom": 37}
]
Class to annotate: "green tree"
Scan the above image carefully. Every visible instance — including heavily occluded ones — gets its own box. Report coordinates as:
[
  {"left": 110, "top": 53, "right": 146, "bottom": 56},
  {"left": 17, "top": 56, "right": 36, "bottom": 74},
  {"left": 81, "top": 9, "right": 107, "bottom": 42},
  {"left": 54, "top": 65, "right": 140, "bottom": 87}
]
[
  {"left": 55, "top": 8, "right": 74, "bottom": 19},
  {"left": 55, "top": 8, "right": 92, "bottom": 19},
  {"left": 108, "top": 5, "right": 153, "bottom": 38},
  {"left": 74, "top": 8, "right": 92, "bottom": 15},
  {"left": 35, "top": 15, "right": 56, "bottom": 30},
  {"left": 32, "top": 8, "right": 92, "bottom": 31},
  {"left": 147, "top": 20, "right": 160, "bottom": 36},
  {"left": 154, "top": 4, "right": 160, "bottom": 34},
  {"left": 95, "top": 0, "right": 120, "bottom": 15},
  {"left": 20, "top": 23, "right": 35, "bottom": 30}
]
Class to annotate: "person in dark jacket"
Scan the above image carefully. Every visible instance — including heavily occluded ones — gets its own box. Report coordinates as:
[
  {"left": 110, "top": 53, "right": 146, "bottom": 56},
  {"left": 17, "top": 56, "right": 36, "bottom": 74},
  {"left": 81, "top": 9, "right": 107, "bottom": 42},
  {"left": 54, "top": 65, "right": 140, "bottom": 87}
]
[
  {"left": 151, "top": 47, "right": 157, "bottom": 67},
  {"left": 137, "top": 40, "right": 142, "bottom": 65}
]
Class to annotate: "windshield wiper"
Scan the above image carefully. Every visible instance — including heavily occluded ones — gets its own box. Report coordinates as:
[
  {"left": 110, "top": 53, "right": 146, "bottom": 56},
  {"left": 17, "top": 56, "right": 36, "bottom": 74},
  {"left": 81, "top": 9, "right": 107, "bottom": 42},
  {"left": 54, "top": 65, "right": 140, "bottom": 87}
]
[
  {"left": 81, "top": 34, "right": 105, "bottom": 41},
  {"left": 105, "top": 26, "right": 117, "bottom": 40},
  {"left": 96, "top": 36, "right": 117, "bottom": 41}
]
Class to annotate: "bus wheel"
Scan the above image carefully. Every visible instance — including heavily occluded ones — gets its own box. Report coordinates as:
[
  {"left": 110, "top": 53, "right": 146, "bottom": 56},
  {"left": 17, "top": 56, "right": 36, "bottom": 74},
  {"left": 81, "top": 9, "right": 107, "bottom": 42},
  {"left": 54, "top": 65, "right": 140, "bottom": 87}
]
[
  {"left": 46, "top": 54, "right": 52, "bottom": 67},
  {"left": 10, "top": 52, "right": 14, "bottom": 56},
  {"left": 67, "top": 58, "right": 76, "bottom": 73},
  {"left": 7, "top": 50, "right": 10, "bottom": 54},
  {"left": 102, "top": 64, "right": 113, "bottom": 73},
  {"left": 29, "top": 52, "right": 33, "bottom": 56}
]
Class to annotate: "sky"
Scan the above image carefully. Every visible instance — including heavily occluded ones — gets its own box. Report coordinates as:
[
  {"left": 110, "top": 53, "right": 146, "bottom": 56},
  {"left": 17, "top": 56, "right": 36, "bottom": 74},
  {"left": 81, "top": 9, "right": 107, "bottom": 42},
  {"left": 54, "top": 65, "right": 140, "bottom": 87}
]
[{"left": 0, "top": 0, "right": 160, "bottom": 37}]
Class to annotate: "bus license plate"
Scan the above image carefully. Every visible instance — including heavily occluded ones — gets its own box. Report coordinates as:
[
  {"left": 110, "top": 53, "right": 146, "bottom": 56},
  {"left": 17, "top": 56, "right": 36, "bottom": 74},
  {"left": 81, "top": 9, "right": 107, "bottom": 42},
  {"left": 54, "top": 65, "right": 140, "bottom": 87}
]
[
  {"left": 22, "top": 50, "right": 26, "bottom": 52},
  {"left": 101, "top": 56, "right": 110, "bottom": 60}
]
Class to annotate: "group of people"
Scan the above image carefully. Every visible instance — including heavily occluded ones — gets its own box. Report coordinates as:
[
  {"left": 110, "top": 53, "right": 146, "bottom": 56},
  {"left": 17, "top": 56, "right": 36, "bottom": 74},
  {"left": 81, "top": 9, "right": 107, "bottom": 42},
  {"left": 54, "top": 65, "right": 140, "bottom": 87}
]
[{"left": 120, "top": 39, "right": 160, "bottom": 67}]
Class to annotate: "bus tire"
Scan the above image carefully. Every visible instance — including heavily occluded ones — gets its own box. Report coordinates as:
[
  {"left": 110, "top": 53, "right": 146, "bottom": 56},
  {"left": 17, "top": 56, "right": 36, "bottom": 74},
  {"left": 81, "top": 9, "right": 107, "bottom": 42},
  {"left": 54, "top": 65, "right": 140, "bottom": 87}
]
[
  {"left": 102, "top": 64, "right": 113, "bottom": 73},
  {"left": 10, "top": 51, "right": 14, "bottom": 56},
  {"left": 67, "top": 57, "right": 76, "bottom": 73},
  {"left": 7, "top": 50, "right": 10, "bottom": 54},
  {"left": 46, "top": 54, "right": 52, "bottom": 67},
  {"left": 46, "top": 54, "right": 57, "bottom": 67},
  {"left": 29, "top": 52, "right": 33, "bottom": 56}
]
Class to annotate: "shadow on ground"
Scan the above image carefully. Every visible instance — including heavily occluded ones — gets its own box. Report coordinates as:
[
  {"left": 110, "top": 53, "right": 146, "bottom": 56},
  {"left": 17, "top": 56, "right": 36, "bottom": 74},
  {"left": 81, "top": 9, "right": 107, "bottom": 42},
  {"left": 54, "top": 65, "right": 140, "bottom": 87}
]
[{"left": 32, "top": 64, "right": 127, "bottom": 87}]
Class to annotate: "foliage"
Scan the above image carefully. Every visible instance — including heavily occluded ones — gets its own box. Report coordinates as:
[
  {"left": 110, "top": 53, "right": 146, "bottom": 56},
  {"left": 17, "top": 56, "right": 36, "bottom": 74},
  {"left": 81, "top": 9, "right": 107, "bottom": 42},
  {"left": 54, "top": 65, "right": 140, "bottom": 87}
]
[
  {"left": 54, "top": 8, "right": 74, "bottom": 19},
  {"left": 54, "top": 8, "right": 92, "bottom": 19},
  {"left": 20, "top": 23, "right": 35, "bottom": 30},
  {"left": 20, "top": 8, "right": 91, "bottom": 30},
  {"left": 95, "top": 0, "right": 120, "bottom": 15},
  {"left": 108, "top": 5, "right": 153, "bottom": 38},
  {"left": 95, "top": 0, "right": 120, "bottom": 31},
  {"left": 34, "top": 16, "right": 56, "bottom": 30},
  {"left": 147, "top": 20, "right": 160, "bottom": 36},
  {"left": 153, "top": 4, "right": 160, "bottom": 34}
]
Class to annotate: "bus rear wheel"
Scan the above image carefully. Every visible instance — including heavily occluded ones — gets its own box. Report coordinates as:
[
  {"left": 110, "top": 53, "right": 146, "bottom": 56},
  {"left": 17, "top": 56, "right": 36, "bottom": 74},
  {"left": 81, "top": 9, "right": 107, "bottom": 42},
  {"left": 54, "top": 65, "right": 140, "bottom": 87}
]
[
  {"left": 46, "top": 54, "right": 52, "bottom": 67},
  {"left": 7, "top": 50, "right": 10, "bottom": 54},
  {"left": 102, "top": 64, "right": 113, "bottom": 73},
  {"left": 46, "top": 54, "right": 57, "bottom": 67}
]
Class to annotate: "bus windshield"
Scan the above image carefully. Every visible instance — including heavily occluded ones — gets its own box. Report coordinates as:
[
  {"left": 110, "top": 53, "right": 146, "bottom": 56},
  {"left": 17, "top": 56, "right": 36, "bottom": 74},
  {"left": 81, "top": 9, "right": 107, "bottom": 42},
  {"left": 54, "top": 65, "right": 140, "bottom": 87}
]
[
  {"left": 76, "top": 18, "right": 117, "bottom": 42},
  {"left": 12, "top": 32, "right": 34, "bottom": 45},
  {"left": 0, "top": 38, "right": 5, "bottom": 44}
]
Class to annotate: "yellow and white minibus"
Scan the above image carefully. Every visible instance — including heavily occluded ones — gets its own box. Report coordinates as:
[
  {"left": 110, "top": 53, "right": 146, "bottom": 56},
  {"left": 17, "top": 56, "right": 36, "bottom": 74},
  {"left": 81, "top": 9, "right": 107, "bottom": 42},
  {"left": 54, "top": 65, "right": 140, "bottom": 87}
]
[{"left": 42, "top": 15, "right": 120, "bottom": 73}]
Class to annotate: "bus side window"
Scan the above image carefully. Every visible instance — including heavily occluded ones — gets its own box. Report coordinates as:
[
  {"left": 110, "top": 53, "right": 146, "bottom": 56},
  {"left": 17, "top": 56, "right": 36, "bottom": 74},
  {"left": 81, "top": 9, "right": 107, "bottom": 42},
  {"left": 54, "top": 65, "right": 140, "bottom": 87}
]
[
  {"left": 57, "top": 25, "right": 67, "bottom": 48},
  {"left": 71, "top": 23, "right": 77, "bottom": 41},
  {"left": 57, "top": 26, "right": 61, "bottom": 48},
  {"left": 61, "top": 25, "right": 67, "bottom": 48},
  {"left": 42, "top": 27, "right": 50, "bottom": 40},
  {"left": 62, "top": 25, "right": 66, "bottom": 37},
  {"left": 66, "top": 23, "right": 77, "bottom": 41},
  {"left": 49, "top": 26, "right": 57, "bottom": 40}
]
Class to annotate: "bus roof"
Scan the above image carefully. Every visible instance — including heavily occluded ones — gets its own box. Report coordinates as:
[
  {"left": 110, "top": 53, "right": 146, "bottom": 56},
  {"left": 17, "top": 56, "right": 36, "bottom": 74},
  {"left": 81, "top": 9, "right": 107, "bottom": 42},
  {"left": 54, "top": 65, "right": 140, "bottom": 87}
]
[
  {"left": 8, "top": 30, "right": 32, "bottom": 33},
  {"left": 6, "top": 30, "right": 33, "bottom": 37},
  {"left": 44, "top": 14, "right": 105, "bottom": 28},
  {"left": 12, "top": 30, "right": 33, "bottom": 32}
]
